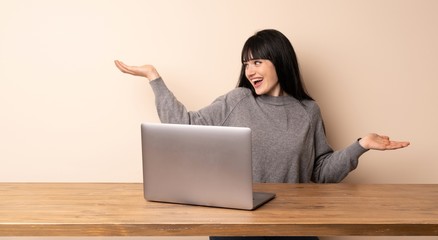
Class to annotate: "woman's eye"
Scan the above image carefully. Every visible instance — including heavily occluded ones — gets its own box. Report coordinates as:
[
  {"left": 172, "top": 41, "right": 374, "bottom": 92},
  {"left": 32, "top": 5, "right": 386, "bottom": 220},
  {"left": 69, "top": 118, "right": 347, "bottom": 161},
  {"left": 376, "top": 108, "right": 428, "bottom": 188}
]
[{"left": 254, "top": 60, "right": 262, "bottom": 65}]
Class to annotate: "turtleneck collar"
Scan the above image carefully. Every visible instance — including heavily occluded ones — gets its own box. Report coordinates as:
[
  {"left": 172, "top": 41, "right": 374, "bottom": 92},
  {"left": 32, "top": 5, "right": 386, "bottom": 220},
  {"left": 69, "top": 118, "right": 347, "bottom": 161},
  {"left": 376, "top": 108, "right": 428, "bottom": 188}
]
[{"left": 257, "top": 94, "right": 300, "bottom": 106}]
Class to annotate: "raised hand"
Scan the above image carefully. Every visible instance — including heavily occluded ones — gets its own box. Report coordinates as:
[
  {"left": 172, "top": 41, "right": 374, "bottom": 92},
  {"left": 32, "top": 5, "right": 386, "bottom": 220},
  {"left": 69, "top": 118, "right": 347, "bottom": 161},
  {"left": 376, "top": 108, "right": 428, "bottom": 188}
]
[
  {"left": 359, "top": 133, "right": 410, "bottom": 150},
  {"left": 114, "top": 60, "right": 160, "bottom": 81}
]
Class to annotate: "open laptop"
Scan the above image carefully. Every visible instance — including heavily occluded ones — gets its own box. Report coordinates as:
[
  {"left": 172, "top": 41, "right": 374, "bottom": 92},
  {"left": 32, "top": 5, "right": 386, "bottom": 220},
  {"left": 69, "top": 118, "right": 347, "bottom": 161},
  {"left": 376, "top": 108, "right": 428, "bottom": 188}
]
[{"left": 141, "top": 122, "right": 275, "bottom": 210}]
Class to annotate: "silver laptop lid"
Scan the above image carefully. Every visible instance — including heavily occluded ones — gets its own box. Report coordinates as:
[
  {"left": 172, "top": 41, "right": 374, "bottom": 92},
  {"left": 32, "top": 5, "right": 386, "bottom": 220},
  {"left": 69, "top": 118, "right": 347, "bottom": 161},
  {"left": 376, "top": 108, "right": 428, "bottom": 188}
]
[{"left": 141, "top": 123, "right": 254, "bottom": 210}]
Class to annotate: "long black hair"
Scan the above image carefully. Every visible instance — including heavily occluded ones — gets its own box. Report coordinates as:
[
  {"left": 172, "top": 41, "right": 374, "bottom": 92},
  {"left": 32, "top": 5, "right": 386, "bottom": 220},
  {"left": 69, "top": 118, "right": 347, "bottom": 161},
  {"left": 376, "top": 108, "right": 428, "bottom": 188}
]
[{"left": 237, "top": 29, "right": 313, "bottom": 101}]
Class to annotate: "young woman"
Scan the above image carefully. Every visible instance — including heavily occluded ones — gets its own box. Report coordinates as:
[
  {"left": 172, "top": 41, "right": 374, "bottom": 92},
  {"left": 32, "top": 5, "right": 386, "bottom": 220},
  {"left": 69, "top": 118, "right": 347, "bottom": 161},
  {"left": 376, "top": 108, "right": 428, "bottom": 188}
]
[{"left": 115, "top": 29, "right": 409, "bottom": 240}]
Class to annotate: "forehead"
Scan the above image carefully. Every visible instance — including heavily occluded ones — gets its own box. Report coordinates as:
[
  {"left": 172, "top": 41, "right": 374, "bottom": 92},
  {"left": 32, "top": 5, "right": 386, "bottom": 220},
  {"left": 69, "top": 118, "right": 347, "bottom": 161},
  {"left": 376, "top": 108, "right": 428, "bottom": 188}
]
[
  {"left": 242, "top": 44, "right": 270, "bottom": 63},
  {"left": 242, "top": 50, "right": 267, "bottom": 63}
]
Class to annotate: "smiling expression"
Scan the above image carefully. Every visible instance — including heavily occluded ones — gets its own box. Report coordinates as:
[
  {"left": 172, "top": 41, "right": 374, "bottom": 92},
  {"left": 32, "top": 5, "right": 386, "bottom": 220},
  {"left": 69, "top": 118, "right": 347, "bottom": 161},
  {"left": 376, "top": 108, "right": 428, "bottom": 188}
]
[{"left": 244, "top": 59, "right": 283, "bottom": 96}]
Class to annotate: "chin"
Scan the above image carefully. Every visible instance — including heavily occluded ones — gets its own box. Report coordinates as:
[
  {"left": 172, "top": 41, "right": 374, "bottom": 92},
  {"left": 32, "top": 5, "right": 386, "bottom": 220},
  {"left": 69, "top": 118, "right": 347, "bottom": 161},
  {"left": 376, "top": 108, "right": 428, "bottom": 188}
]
[{"left": 254, "top": 88, "right": 264, "bottom": 95}]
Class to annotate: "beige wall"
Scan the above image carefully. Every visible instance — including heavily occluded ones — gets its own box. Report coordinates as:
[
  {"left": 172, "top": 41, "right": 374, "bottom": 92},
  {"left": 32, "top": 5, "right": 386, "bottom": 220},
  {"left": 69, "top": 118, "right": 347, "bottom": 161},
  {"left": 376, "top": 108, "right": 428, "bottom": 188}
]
[
  {"left": 3, "top": 0, "right": 436, "bottom": 183},
  {"left": 1, "top": 0, "right": 438, "bottom": 239}
]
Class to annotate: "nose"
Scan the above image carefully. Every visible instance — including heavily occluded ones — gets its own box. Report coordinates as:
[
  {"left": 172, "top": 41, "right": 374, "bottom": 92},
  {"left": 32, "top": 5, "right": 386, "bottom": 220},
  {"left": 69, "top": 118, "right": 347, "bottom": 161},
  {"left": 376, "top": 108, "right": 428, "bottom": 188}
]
[{"left": 245, "top": 64, "right": 255, "bottom": 77}]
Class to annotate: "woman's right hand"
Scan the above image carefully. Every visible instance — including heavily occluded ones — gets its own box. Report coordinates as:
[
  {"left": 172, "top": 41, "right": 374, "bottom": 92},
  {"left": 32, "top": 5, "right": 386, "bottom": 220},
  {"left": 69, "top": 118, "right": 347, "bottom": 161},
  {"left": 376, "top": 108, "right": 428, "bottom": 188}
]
[{"left": 114, "top": 60, "right": 160, "bottom": 81}]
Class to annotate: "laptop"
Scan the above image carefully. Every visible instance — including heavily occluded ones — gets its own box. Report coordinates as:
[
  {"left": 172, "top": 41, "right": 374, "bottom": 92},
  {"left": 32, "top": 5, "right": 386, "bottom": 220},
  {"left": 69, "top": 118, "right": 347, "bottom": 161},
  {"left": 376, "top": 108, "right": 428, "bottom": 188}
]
[{"left": 141, "top": 122, "right": 275, "bottom": 210}]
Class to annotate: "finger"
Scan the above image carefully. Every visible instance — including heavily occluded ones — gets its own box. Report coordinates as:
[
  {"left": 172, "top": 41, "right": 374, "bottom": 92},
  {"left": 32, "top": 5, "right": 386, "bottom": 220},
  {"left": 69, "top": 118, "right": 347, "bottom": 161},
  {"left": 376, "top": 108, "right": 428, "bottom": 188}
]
[
  {"left": 114, "top": 60, "right": 127, "bottom": 72},
  {"left": 386, "top": 141, "right": 410, "bottom": 150},
  {"left": 115, "top": 60, "right": 130, "bottom": 71},
  {"left": 115, "top": 61, "right": 137, "bottom": 75},
  {"left": 114, "top": 60, "right": 124, "bottom": 68},
  {"left": 116, "top": 60, "right": 129, "bottom": 68}
]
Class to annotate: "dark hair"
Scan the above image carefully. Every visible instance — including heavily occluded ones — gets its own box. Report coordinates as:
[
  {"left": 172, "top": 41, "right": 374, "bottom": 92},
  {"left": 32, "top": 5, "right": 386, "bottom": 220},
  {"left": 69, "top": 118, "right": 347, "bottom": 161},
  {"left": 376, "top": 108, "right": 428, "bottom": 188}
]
[{"left": 237, "top": 29, "right": 313, "bottom": 101}]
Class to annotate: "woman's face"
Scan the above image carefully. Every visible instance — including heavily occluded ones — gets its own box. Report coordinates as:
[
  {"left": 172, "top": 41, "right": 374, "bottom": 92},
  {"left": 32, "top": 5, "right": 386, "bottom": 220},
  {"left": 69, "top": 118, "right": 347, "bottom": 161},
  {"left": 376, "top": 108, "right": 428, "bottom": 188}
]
[{"left": 244, "top": 59, "right": 283, "bottom": 96}]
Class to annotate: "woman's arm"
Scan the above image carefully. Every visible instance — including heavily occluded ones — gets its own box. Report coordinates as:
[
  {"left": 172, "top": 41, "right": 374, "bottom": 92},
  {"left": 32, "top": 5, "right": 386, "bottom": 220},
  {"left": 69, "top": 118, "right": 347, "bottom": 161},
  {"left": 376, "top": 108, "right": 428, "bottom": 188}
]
[
  {"left": 115, "top": 60, "right": 205, "bottom": 124},
  {"left": 311, "top": 104, "right": 410, "bottom": 183},
  {"left": 114, "top": 60, "right": 247, "bottom": 126}
]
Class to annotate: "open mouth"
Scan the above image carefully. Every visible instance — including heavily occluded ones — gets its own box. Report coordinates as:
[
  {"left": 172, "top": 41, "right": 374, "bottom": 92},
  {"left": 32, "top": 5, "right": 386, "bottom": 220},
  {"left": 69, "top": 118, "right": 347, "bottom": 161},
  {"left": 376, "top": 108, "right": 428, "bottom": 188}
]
[{"left": 252, "top": 79, "right": 263, "bottom": 88}]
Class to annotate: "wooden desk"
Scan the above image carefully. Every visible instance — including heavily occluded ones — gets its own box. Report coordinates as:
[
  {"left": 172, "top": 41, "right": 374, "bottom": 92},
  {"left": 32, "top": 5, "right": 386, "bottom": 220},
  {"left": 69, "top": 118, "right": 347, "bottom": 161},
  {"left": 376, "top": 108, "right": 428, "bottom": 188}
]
[{"left": 1, "top": 183, "right": 437, "bottom": 236}]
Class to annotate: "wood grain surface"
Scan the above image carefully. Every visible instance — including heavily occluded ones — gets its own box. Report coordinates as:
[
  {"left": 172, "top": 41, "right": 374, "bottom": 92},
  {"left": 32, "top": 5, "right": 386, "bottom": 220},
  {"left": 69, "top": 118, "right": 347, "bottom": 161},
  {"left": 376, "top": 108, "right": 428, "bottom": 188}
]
[{"left": 1, "top": 183, "right": 437, "bottom": 236}]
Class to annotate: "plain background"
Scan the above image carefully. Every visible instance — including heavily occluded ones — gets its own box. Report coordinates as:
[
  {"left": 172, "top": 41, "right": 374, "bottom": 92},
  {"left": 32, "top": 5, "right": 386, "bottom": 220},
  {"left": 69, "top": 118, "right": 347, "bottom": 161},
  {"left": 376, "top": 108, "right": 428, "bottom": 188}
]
[{"left": 1, "top": 0, "right": 437, "bottom": 239}]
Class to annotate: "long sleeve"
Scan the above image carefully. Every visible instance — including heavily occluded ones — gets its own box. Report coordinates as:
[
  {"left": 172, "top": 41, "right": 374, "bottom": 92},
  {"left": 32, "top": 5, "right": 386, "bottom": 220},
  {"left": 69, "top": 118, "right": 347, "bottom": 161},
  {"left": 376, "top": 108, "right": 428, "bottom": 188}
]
[
  {"left": 311, "top": 106, "right": 369, "bottom": 183},
  {"left": 149, "top": 77, "right": 251, "bottom": 126},
  {"left": 149, "top": 78, "right": 367, "bottom": 183}
]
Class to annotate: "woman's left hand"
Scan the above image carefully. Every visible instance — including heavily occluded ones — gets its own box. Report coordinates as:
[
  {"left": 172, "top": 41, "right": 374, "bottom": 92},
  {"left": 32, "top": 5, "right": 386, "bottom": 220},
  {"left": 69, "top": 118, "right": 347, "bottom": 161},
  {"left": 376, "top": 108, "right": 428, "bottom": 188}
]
[{"left": 358, "top": 133, "right": 410, "bottom": 150}]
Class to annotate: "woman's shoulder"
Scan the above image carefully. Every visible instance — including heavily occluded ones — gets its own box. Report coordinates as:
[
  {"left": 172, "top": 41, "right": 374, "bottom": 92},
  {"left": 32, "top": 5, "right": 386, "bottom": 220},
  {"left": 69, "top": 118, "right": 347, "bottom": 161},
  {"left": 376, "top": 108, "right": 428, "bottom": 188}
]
[
  {"left": 228, "top": 87, "right": 253, "bottom": 97},
  {"left": 215, "top": 87, "right": 253, "bottom": 103},
  {"left": 299, "top": 99, "right": 322, "bottom": 117}
]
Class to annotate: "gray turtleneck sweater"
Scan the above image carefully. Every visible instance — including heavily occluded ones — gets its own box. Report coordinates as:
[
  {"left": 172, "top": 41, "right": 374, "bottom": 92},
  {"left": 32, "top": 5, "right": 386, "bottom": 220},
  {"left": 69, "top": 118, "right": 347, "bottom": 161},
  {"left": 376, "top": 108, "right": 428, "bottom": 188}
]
[{"left": 149, "top": 78, "right": 368, "bottom": 183}]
